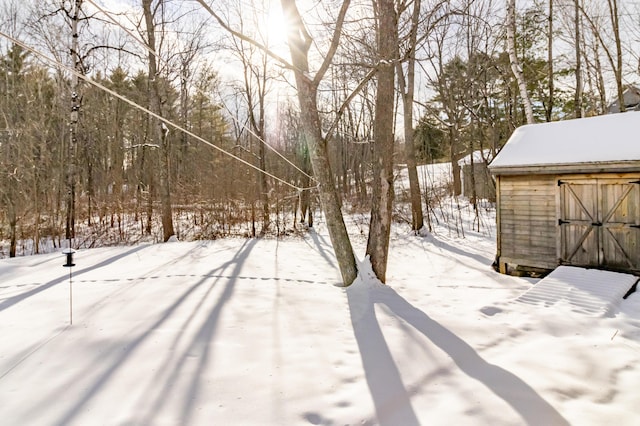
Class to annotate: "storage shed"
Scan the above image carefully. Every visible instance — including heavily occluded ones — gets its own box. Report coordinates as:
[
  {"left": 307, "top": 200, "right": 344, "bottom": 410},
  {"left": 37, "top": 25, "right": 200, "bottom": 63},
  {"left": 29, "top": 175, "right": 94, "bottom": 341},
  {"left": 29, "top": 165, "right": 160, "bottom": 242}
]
[
  {"left": 489, "top": 112, "right": 640, "bottom": 276},
  {"left": 608, "top": 86, "right": 640, "bottom": 113},
  {"left": 458, "top": 150, "right": 496, "bottom": 201}
]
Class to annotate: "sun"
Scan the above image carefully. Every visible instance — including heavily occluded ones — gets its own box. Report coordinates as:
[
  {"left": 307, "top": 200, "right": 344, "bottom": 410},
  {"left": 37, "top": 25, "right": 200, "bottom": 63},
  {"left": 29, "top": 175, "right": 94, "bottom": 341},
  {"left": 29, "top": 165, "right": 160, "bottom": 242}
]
[{"left": 260, "top": 2, "right": 289, "bottom": 49}]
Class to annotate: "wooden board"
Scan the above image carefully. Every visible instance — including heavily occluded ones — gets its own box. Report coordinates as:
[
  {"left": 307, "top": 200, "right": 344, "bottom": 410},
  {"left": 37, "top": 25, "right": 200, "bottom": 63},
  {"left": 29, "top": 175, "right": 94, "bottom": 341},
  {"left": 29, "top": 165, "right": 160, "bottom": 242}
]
[
  {"left": 558, "top": 177, "right": 640, "bottom": 273},
  {"left": 497, "top": 175, "right": 557, "bottom": 268}
]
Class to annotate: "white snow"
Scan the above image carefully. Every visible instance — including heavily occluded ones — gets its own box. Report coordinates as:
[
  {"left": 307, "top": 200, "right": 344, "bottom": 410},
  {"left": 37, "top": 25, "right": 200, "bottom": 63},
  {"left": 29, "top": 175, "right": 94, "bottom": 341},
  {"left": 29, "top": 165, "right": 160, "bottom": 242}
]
[
  {"left": 2, "top": 215, "right": 640, "bottom": 425},
  {"left": 515, "top": 266, "right": 638, "bottom": 316},
  {"left": 458, "top": 149, "right": 494, "bottom": 166},
  {"left": 489, "top": 111, "right": 640, "bottom": 169}
]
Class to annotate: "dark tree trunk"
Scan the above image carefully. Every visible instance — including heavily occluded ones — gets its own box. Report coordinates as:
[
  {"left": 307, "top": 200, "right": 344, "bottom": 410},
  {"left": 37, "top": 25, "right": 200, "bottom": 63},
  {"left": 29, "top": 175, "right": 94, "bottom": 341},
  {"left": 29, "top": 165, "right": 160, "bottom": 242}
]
[
  {"left": 142, "top": 0, "right": 174, "bottom": 241},
  {"left": 450, "top": 127, "right": 462, "bottom": 196},
  {"left": 574, "top": 0, "right": 583, "bottom": 118},
  {"left": 366, "top": 0, "right": 397, "bottom": 283},
  {"left": 546, "top": 0, "right": 554, "bottom": 122},
  {"left": 9, "top": 205, "right": 17, "bottom": 258}
]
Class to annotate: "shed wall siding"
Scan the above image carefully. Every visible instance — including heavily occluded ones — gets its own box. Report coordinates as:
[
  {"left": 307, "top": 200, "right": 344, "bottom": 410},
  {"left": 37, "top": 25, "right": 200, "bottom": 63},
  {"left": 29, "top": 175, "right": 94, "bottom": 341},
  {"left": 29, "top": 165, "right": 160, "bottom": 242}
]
[{"left": 497, "top": 175, "right": 557, "bottom": 270}]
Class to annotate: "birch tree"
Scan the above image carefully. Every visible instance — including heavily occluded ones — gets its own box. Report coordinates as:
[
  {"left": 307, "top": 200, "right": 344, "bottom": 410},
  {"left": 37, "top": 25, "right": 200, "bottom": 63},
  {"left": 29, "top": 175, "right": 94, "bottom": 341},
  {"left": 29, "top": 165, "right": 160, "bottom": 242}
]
[{"left": 506, "top": 0, "right": 535, "bottom": 124}]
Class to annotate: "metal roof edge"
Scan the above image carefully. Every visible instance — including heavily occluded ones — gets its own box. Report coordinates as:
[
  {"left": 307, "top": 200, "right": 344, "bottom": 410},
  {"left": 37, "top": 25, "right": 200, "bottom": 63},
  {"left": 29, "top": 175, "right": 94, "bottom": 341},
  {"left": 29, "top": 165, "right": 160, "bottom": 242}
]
[{"left": 489, "top": 160, "right": 640, "bottom": 175}]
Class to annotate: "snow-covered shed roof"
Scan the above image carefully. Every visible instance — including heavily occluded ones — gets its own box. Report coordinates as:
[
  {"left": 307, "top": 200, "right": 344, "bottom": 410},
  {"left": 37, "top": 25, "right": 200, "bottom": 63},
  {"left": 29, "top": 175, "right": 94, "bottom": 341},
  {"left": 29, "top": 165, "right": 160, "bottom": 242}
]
[
  {"left": 489, "top": 111, "right": 640, "bottom": 174},
  {"left": 608, "top": 86, "right": 640, "bottom": 113},
  {"left": 457, "top": 149, "right": 494, "bottom": 167}
]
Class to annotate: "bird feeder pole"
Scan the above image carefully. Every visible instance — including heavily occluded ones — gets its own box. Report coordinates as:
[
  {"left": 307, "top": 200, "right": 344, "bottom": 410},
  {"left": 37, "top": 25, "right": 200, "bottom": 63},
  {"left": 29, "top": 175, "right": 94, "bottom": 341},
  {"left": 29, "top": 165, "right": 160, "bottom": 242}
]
[
  {"left": 63, "top": 0, "right": 82, "bottom": 326},
  {"left": 63, "top": 248, "right": 76, "bottom": 325}
]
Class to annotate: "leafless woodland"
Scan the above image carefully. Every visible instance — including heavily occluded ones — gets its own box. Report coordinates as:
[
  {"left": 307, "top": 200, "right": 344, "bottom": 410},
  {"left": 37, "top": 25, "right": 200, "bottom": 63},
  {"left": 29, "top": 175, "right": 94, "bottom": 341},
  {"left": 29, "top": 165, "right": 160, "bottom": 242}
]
[{"left": 1, "top": 0, "right": 638, "bottom": 282}]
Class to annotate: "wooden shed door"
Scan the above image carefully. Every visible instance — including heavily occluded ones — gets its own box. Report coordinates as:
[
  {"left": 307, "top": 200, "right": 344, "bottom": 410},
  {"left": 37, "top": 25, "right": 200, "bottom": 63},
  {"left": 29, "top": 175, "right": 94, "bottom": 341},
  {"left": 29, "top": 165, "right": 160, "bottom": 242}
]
[{"left": 559, "top": 178, "right": 640, "bottom": 272}]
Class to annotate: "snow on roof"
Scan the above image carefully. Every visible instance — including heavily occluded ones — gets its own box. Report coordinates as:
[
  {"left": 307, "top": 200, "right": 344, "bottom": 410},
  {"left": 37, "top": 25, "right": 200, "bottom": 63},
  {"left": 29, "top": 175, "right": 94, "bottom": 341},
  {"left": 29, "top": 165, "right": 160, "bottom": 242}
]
[
  {"left": 608, "top": 86, "right": 640, "bottom": 113},
  {"left": 457, "top": 149, "right": 494, "bottom": 166},
  {"left": 489, "top": 111, "right": 640, "bottom": 170}
]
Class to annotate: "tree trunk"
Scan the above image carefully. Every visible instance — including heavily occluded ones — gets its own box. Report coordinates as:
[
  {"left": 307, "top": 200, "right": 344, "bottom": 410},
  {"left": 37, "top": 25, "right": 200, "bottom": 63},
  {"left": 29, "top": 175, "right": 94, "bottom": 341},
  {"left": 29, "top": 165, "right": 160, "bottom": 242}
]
[
  {"left": 8, "top": 201, "right": 17, "bottom": 257},
  {"left": 280, "top": 0, "right": 357, "bottom": 286},
  {"left": 142, "top": 0, "right": 174, "bottom": 241},
  {"left": 593, "top": 43, "right": 608, "bottom": 114},
  {"left": 34, "top": 179, "right": 41, "bottom": 254},
  {"left": 146, "top": 171, "right": 153, "bottom": 236},
  {"left": 299, "top": 152, "right": 312, "bottom": 226},
  {"left": 297, "top": 76, "right": 357, "bottom": 285},
  {"left": 450, "top": 126, "right": 462, "bottom": 196},
  {"left": 366, "top": 0, "right": 397, "bottom": 283},
  {"left": 574, "top": 0, "right": 583, "bottom": 118},
  {"left": 179, "top": 65, "right": 189, "bottom": 180},
  {"left": 258, "top": 109, "right": 270, "bottom": 234},
  {"left": 546, "top": 0, "right": 554, "bottom": 122},
  {"left": 608, "top": 0, "right": 625, "bottom": 112},
  {"left": 159, "top": 126, "right": 174, "bottom": 239},
  {"left": 506, "top": 0, "right": 535, "bottom": 124},
  {"left": 251, "top": 201, "right": 256, "bottom": 237},
  {"left": 396, "top": 0, "right": 423, "bottom": 232}
]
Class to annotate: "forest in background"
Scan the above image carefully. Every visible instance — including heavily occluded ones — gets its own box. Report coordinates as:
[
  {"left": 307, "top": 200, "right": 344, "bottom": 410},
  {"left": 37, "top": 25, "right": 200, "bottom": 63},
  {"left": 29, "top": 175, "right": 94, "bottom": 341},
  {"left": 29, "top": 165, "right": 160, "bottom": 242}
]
[{"left": 1, "top": 0, "right": 639, "bottom": 267}]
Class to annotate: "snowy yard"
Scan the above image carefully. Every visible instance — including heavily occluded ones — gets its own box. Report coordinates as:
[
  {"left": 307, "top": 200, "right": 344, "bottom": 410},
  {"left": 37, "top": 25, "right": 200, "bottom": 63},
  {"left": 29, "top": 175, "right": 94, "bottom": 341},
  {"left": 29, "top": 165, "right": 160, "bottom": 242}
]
[{"left": 1, "top": 213, "right": 639, "bottom": 425}]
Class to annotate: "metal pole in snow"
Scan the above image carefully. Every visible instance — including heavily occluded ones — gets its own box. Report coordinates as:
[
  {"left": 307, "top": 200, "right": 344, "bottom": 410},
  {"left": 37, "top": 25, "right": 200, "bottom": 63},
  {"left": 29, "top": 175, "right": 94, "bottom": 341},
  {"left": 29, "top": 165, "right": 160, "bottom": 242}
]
[
  {"left": 63, "top": 248, "right": 76, "bottom": 325},
  {"left": 69, "top": 266, "right": 73, "bottom": 325}
]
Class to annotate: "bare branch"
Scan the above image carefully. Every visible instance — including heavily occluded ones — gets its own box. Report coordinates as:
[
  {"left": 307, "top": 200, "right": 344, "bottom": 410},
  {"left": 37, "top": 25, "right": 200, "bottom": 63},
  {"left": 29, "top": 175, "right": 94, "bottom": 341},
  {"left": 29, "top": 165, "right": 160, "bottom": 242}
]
[
  {"left": 193, "top": 0, "right": 295, "bottom": 71},
  {"left": 313, "top": 0, "right": 352, "bottom": 86},
  {"left": 324, "top": 65, "right": 377, "bottom": 141}
]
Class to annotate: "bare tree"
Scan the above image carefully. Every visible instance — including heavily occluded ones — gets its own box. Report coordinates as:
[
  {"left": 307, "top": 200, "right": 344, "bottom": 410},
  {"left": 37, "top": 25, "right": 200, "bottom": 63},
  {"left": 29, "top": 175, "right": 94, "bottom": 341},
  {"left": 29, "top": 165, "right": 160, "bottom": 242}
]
[
  {"left": 366, "top": 0, "right": 398, "bottom": 283},
  {"left": 227, "top": 2, "right": 276, "bottom": 235},
  {"left": 280, "top": 0, "right": 358, "bottom": 285},
  {"left": 607, "top": 0, "right": 624, "bottom": 112},
  {"left": 506, "top": 0, "right": 535, "bottom": 124},
  {"left": 576, "top": 0, "right": 625, "bottom": 113},
  {"left": 547, "top": 0, "right": 555, "bottom": 122},
  {"left": 142, "top": 0, "right": 174, "bottom": 241},
  {"left": 574, "top": 0, "right": 583, "bottom": 117},
  {"left": 396, "top": 0, "right": 424, "bottom": 233},
  {"left": 193, "top": 0, "right": 357, "bottom": 284}
]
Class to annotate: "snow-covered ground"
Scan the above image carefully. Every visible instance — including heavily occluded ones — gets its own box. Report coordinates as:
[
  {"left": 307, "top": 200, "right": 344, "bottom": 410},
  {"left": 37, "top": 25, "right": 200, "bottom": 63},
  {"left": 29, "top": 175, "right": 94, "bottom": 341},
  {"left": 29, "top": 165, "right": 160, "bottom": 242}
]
[{"left": 1, "top": 208, "right": 639, "bottom": 425}]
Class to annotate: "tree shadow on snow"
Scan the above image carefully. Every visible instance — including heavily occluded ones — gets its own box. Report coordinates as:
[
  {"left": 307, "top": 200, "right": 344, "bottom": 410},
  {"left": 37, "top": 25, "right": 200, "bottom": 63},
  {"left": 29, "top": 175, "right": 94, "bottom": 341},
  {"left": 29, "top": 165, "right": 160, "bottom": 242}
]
[
  {"left": 48, "top": 239, "right": 258, "bottom": 426},
  {"left": 0, "top": 245, "right": 151, "bottom": 312},
  {"left": 347, "top": 281, "right": 569, "bottom": 426},
  {"left": 143, "top": 238, "right": 258, "bottom": 426},
  {"left": 304, "top": 229, "right": 338, "bottom": 269}
]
